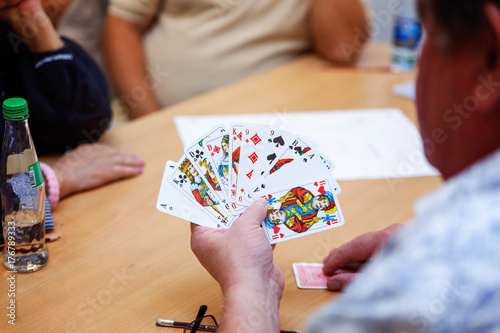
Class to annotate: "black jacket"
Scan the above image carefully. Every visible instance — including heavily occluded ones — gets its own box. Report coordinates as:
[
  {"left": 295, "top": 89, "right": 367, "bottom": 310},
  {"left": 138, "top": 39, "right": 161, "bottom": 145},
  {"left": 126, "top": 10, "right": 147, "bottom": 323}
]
[
  {"left": 0, "top": 22, "right": 112, "bottom": 155},
  {"left": 0, "top": 22, "right": 112, "bottom": 245}
]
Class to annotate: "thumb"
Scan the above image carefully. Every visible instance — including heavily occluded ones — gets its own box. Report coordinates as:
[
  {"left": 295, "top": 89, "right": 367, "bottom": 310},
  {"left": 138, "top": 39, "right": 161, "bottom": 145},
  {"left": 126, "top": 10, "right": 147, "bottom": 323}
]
[{"left": 236, "top": 198, "right": 269, "bottom": 228}]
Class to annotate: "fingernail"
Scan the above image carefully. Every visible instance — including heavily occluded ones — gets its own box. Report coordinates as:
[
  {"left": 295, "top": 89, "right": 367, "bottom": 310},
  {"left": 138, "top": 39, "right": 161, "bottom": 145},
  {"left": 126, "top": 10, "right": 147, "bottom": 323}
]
[
  {"left": 132, "top": 155, "right": 145, "bottom": 165},
  {"left": 137, "top": 167, "right": 143, "bottom": 173},
  {"left": 327, "top": 279, "right": 341, "bottom": 291}
]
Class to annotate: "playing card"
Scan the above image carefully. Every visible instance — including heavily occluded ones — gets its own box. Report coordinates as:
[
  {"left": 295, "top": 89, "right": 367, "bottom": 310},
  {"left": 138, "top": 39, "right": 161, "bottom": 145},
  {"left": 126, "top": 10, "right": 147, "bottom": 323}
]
[
  {"left": 184, "top": 125, "right": 243, "bottom": 215},
  {"left": 184, "top": 125, "right": 226, "bottom": 196},
  {"left": 254, "top": 176, "right": 344, "bottom": 244},
  {"left": 203, "top": 128, "right": 246, "bottom": 214},
  {"left": 159, "top": 122, "right": 345, "bottom": 240},
  {"left": 292, "top": 263, "right": 328, "bottom": 289},
  {"left": 203, "top": 129, "right": 232, "bottom": 197},
  {"left": 156, "top": 161, "right": 217, "bottom": 227},
  {"left": 236, "top": 124, "right": 292, "bottom": 206},
  {"left": 228, "top": 124, "right": 245, "bottom": 201},
  {"left": 168, "top": 155, "right": 236, "bottom": 228},
  {"left": 249, "top": 137, "right": 340, "bottom": 198}
]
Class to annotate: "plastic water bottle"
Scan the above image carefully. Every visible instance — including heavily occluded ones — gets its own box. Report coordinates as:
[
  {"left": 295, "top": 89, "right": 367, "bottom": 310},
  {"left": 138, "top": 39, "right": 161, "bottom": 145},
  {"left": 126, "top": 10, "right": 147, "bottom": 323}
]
[
  {"left": 391, "top": 0, "right": 422, "bottom": 72},
  {"left": 1, "top": 98, "right": 48, "bottom": 273}
]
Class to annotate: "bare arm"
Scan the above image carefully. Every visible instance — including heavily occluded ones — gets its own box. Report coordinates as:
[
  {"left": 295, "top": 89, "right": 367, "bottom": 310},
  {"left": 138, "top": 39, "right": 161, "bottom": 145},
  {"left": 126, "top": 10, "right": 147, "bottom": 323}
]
[
  {"left": 311, "top": 0, "right": 369, "bottom": 63},
  {"left": 218, "top": 282, "right": 281, "bottom": 333},
  {"left": 101, "top": 15, "right": 158, "bottom": 119},
  {"left": 191, "top": 200, "right": 284, "bottom": 332}
]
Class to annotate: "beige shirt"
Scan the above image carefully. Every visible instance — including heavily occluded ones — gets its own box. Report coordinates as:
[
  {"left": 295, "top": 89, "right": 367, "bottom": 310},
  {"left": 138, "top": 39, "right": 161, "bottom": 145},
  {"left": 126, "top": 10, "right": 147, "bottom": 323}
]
[
  {"left": 109, "top": 0, "right": 312, "bottom": 107},
  {"left": 58, "top": 0, "right": 108, "bottom": 72}
]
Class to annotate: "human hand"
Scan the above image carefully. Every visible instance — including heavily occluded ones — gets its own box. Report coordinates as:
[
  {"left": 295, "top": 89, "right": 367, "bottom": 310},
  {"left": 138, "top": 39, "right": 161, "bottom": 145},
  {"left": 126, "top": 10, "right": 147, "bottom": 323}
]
[
  {"left": 191, "top": 200, "right": 285, "bottom": 333},
  {"left": 191, "top": 199, "right": 284, "bottom": 298},
  {"left": 0, "top": 0, "right": 42, "bottom": 29},
  {"left": 53, "top": 143, "right": 144, "bottom": 199},
  {"left": 322, "top": 223, "right": 403, "bottom": 291},
  {"left": 0, "top": 0, "right": 22, "bottom": 9},
  {"left": 0, "top": 0, "right": 63, "bottom": 52}
]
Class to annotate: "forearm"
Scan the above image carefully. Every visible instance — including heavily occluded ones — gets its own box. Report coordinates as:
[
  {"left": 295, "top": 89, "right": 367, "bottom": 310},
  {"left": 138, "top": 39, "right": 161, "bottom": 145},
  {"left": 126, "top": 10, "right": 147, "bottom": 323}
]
[
  {"left": 101, "top": 15, "right": 158, "bottom": 119},
  {"left": 311, "top": 0, "right": 369, "bottom": 63},
  {"left": 190, "top": 201, "right": 284, "bottom": 332},
  {"left": 218, "top": 283, "right": 281, "bottom": 333}
]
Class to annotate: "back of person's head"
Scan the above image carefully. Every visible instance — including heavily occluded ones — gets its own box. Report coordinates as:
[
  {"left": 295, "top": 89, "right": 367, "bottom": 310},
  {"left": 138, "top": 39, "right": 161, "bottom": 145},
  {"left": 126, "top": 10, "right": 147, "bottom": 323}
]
[
  {"left": 418, "top": 0, "right": 500, "bottom": 50},
  {"left": 415, "top": 0, "right": 500, "bottom": 178}
]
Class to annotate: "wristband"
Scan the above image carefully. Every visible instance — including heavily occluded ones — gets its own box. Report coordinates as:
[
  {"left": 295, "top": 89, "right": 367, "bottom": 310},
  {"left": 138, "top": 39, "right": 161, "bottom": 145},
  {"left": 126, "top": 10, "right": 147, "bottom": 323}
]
[{"left": 40, "top": 162, "right": 60, "bottom": 209}]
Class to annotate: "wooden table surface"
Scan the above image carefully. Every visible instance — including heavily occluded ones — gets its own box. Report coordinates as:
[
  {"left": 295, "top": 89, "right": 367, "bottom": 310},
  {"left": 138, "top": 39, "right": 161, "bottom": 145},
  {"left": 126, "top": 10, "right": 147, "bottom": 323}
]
[{"left": 1, "top": 45, "right": 442, "bottom": 332}]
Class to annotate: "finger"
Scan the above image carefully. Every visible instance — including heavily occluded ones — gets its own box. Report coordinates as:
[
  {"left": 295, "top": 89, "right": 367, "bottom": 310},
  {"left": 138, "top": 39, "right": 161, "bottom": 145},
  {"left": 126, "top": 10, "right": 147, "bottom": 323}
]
[
  {"left": 326, "top": 273, "right": 358, "bottom": 291},
  {"left": 234, "top": 198, "right": 268, "bottom": 228},
  {"left": 0, "top": 0, "right": 21, "bottom": 8},
  {"left": 107, "top": 150, "right": 145, "bottom": 167},
  {"left": 82, "top": 165, "right": 142, "bottom": 189},
  {"left": 322, "top": 234, "right": 374, "bottom": 276},
  {"left": 109, "top": 165, "right": 144, "bottom": 179},
  {"left": 129, "top": 154, "right": 146, "bottom": 166}
]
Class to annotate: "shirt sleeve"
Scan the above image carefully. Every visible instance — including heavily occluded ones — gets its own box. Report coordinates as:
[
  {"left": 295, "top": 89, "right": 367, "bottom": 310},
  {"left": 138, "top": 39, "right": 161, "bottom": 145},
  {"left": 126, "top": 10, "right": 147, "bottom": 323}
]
[
  {"left": 17, "top": 38, "right": 112, "bottom": 155},
  {"left": 108, "top": 0, "right": 162, "bottom": 24},
  {"left": 306, "top": 200, "right": 500, "bottom": 333}
]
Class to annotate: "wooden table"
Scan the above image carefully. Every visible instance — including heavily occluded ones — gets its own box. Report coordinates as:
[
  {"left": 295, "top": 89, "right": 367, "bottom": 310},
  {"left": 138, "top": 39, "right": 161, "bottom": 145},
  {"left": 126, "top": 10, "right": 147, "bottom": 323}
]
[{"left": 1, "top": 46, "right": 442, "bottom": 332}]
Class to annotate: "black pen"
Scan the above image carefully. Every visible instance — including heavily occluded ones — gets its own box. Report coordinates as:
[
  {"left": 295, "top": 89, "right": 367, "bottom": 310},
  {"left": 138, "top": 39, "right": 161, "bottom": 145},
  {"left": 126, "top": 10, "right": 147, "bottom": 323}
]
[
  {"left": 156, "top": 319, "right": 217, "bottom": 331},
  {"left": 155, "top": 318, "right": 299, "bottom": 333}
]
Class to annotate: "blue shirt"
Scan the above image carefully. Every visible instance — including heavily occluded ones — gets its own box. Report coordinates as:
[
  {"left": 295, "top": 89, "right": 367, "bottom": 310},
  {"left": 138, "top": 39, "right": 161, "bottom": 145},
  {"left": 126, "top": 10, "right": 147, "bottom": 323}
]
[{"left": 308, "top": 149, "right": 500, "bottom": 333}]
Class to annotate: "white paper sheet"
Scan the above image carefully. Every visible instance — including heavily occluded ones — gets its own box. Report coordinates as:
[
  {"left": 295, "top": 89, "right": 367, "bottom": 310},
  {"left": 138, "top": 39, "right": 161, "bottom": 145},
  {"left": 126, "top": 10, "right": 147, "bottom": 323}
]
[{"left": 174, "top": 109, "right": 439, "bottom": 180}]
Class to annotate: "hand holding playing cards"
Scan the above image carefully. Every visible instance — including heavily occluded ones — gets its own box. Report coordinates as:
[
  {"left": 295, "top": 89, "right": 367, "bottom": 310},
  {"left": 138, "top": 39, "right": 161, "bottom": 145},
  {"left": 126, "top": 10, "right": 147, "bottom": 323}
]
[
  {"left": 190, "top": 199, "right": 284, "bottom": 332},
  {"left": 158, "top": 123, "right": 345, "bottom": 242},
  {"left": 322, "top": 224, "right": 403, "bottom": 291}
]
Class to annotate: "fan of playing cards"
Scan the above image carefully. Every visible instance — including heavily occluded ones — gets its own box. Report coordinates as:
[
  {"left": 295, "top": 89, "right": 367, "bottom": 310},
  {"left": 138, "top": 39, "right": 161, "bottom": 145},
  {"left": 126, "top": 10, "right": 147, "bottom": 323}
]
[{"left": 156, "top": 123, "right": 345, "bottom": 244}]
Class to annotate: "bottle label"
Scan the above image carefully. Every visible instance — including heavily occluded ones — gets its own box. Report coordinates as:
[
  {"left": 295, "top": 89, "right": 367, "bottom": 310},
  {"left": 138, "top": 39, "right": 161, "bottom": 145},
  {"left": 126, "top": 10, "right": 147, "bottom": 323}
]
[
  {"left": 28, "top": 161, "right": 44, "bottom": 188},
  {"left": 392, "top": 14, "right": 422, "bottom": 71},
  {"left": 393, "top": 16, "right": 421, "bottom": 50}
]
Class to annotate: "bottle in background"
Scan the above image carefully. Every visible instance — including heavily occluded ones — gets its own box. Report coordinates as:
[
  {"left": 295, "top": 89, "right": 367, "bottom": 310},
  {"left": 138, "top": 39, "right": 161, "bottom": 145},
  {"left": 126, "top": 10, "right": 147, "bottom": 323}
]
[
  {"left": 1, "top": 97, "right": 48, "bottom": 273},
  {"left": 391, "top": 0, "right": 422, "bottom": 72}
]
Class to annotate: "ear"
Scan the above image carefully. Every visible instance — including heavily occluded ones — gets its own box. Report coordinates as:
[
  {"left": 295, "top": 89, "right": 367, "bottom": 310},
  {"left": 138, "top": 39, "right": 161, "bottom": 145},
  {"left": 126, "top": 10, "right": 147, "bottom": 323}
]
[{"left": 476, "top": 3, "right": 500, "bottom": 116}]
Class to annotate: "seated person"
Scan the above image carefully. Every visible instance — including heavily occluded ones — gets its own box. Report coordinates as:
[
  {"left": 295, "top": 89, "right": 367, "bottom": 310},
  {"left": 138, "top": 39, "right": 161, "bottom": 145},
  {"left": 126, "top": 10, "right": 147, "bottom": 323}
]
[
  {"left": 101, "top": 0, "right": 370, "bottom": 119},
  {"left": 0, "top": 0, "right": 144, "bottom": 243},
  {"left": 189, "top": 0, "right": 500, "bottom": 331},
  {"left": 1, "top": 0, "right": 110, "bottom": 154}
]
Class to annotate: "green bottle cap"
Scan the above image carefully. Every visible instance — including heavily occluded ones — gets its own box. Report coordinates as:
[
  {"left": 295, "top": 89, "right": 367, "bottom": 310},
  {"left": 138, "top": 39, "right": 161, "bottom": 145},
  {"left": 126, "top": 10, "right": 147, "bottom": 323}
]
[{"left": 2, "top": 97, "right": 29, "bottom": 121}]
